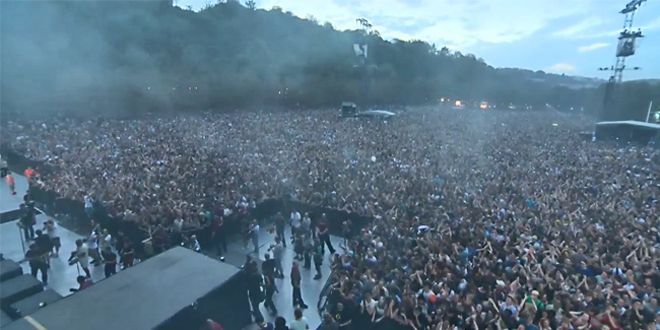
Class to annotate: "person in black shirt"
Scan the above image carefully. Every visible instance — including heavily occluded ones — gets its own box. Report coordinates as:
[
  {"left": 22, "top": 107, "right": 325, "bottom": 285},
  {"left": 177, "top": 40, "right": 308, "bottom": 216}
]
[
  {"left": 19, "top": 203, "right": 36, "bottom": 241},
  {"left": 34, "top": 230, "right": 52, "bottom": 261},
  {"left": 25, "top": 244, "right": 48, "bottom": 284},
  {"left": 263, "top": 271, "right": 278, "bottom": 315},
  {"left": 313, "top": 237, "right": 323, "bottom": 280},
  {"left": 334, "top": 302, "right": 353, "bottom": 329},
  {"left": 101, "top": 246, "right": 117, "bottom": 278},
  {"left": 246, "top": 262, "right": 265, "bottom": 324},
  {"left": 262, "top": 253, "right": 276, "bottom": 282}
]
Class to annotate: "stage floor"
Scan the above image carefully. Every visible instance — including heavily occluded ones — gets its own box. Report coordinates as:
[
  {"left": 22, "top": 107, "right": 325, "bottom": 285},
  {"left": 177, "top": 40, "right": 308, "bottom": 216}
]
[
  {"left": 0, "top": 173, "right": 28, "bottom": 213},
  {"left": 216, "top": 226, "right": 342, "bottom": 330},
  {"left": 0, "top": 213, "right": 108, "bottom": 297}
]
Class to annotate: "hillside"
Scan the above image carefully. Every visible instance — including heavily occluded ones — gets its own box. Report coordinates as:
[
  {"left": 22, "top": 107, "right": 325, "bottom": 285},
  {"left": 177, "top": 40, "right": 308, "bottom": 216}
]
[{"left": 0, "top": 0, "right": 656, "bottom": 119}]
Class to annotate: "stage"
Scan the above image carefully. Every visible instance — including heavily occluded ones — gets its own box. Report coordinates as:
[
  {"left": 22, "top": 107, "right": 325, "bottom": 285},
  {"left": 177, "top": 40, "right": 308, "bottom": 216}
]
[
  {"left": 0, "top": 213, "right": 110, "bottom": 298},
  {"left": 4, "top": 247, "right": 251, "bottom": 330}
]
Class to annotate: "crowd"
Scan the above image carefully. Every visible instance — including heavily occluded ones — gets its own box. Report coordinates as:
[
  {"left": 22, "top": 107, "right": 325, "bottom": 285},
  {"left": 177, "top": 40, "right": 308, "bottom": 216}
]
[{"left": 2, "top": 107, "right": 658, "bottom": 329}]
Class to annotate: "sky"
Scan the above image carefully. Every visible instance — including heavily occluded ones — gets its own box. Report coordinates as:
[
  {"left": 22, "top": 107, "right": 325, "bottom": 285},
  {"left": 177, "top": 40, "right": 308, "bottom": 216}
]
[{"left": 176, "top": 0, "right": 660, "bottom": 80}]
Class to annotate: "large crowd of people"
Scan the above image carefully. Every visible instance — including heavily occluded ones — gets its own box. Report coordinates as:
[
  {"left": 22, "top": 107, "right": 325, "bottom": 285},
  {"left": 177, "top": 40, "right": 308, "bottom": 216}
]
[{"left": 2, "top": 107, "right": 658, "bottom": 329}]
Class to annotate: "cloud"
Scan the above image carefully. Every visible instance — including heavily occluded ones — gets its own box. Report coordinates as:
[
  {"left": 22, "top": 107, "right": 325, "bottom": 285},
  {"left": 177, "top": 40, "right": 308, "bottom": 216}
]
[
  {"left": 545, "top": 63, "right": 576, "bottom": 73},
  {"left": 551, "top": 17, "right": 603, "bottom": 38},
  {"left": 578, "top": 42, "right": 609, "bottom": 53},
  {"left": 255, "top": 0, "right": 599, "bottom": 50}
]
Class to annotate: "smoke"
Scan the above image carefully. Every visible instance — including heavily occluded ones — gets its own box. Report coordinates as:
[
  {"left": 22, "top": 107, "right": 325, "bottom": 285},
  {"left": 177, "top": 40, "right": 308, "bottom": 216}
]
[{"left": 1, "top": 1, "right": 179, "bottom": 117}]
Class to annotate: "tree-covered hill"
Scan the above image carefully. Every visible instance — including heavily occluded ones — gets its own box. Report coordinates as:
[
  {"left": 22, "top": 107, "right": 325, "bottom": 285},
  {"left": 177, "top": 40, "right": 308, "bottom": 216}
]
[{"left": 1, "top": 0, "right": 657, "bottom": 119}]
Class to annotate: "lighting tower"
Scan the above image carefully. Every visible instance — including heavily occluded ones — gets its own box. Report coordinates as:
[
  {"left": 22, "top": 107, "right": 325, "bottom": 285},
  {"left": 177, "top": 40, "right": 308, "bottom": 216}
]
[
  {"left": 598, "top": 0, "right": 646, "bottom": 82},
  {"left": 598, "top": 0, "right": 646, "bottom": 120}
]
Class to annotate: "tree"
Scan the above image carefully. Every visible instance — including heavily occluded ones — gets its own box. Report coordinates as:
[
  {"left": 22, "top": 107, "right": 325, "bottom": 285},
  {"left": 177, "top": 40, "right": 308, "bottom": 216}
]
[{"left": 244, "top": 0, "right": 256, "bottom": 10}]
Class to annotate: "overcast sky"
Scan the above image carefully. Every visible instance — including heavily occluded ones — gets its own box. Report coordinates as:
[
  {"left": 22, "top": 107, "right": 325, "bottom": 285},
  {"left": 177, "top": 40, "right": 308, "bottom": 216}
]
[{"left": 176, "top": 0, "right": 660, "bottom": 80}]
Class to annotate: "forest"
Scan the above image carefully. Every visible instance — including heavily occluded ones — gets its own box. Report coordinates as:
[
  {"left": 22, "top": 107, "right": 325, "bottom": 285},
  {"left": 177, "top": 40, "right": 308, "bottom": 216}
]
[{"left": 1, "top": 0, "right": 657, "bottom": 120}]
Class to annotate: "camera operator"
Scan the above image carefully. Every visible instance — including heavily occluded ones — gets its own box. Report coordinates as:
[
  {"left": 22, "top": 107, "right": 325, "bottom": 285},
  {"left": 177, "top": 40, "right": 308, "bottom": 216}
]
[{"left": 69, "top": 239, "right": 91, "bottom": 278}]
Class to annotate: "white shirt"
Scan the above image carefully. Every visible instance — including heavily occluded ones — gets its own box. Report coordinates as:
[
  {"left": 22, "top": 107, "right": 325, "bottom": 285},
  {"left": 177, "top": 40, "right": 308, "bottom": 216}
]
[
  {"left": 46, "top": 224, "right": 58, "bottom": 238},
  {"left": 101, "top": 234, "right": 112, "bottom": 249},
  {"left": 290, "top": 212, "right": 301, "bottom": 228},
  {"left": 289, "top": 317, "right": 309, "bottom": 330},
  {"left": 77, "top": 244, "right": 90, "bottom": 267},
  {"left": 88, "top": 232, "right": 99, "bottom": 249},
  {"left": 84, "top": 197, "right": 93, "bottom": 209}
]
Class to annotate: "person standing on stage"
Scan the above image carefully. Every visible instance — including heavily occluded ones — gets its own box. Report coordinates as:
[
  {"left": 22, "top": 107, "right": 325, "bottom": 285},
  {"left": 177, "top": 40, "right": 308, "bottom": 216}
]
[
  {"left": 274, "top": 212, "right": 286, "bottom": 248},
  {"left": 289, "top": 210, "right": 301, "bottom": 241},
  {"left": 120, "top": 239, "right": 134, "bottom": 269},
  {"left": 301, "top": 212, "right": 312, "bottom": 238},
  {"left": 0, "top": 156, "right": 7, "bottom": 178},
  {"left": 25, "top": 243, "right": 48, "bottom": 285},
  {"left": 249, "top": 219, "right": 260, "bottom": 254},
  {"left": 19, "top": 202, "right": 36, "bottom": 241},
  {"left": 246, "top": 261, "right": 265, "bottom": 324},
  {"left": 84, "top": 195, "right": 94, "bottom": 221},
  {"left": 6, "top": 172, "right": 16, "bottom": 195},
  {"left": 34, "top": 230, "right": 51, "bottom": 265},
  {"left": 101, "top": 246, "right": 117, "bottom": 278},
  {"left": 212, "top": 215, "right": 227, "bottom": 261},
  {"left": 263, "top": 258, "right": 278, "bottom": 315},
  {"left": 316, "top": 214, "right": 335, "bottom": 255},
  {"left": 88, "top": 229, "right": 101, "bottom": 266},
  {"left": 312, "top": 237, "right": 324, "bottom": 280},
  {"left": 268, "top": 237, "right": 285, "bottom": 278},
  {"left": 44, "top": 219, "right": 61, "bottom": 257},
  {"left": 70, "top": 239, "right": 91, "bottom": 278},
  {"left": 290, "top": 261, "right": 307, "bottom": 309}
]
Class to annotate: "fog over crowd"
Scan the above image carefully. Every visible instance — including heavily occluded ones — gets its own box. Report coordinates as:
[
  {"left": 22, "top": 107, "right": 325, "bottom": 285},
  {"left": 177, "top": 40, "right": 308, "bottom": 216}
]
[{"left": 3, "top": 107, "right": 658, "bottom": 329}]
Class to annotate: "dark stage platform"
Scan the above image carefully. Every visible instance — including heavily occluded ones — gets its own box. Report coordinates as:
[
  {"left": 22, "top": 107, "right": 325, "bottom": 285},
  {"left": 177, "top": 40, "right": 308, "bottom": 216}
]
[
  {"left": 8, "top": 289, "right": 62, "bottom": 319},
  {"left": 0, "top": 259, "right": 23, "bottom": 282},
  {"left": 4, "top": 247, "right": 251, "bottom": 330},
  {"left": 0, "top": 275, "right": 43, "bottom": 308}
]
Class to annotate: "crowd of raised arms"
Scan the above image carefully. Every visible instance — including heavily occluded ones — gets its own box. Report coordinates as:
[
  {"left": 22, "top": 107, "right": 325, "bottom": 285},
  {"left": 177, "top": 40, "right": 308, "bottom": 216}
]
[{"left": 2, "top": 107, "right": 658, "bottom": 329}]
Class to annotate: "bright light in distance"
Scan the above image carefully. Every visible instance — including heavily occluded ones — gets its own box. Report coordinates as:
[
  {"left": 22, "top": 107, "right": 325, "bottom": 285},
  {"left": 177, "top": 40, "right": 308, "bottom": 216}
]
[
  {"left": 552, "top": 123, "right": 559, "bottom": 127},
  {"left": 479, "top": 102, "right": 488, "bottom": 110},
  {"left": 455, "top": 100, "right": 462, "bottom": 107}
]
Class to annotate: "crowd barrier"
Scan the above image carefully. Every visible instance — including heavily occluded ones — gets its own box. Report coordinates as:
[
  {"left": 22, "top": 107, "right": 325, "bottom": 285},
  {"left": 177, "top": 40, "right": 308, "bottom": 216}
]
[{"left": 1, "top": 148, "right": 371, "bottom": 255}]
